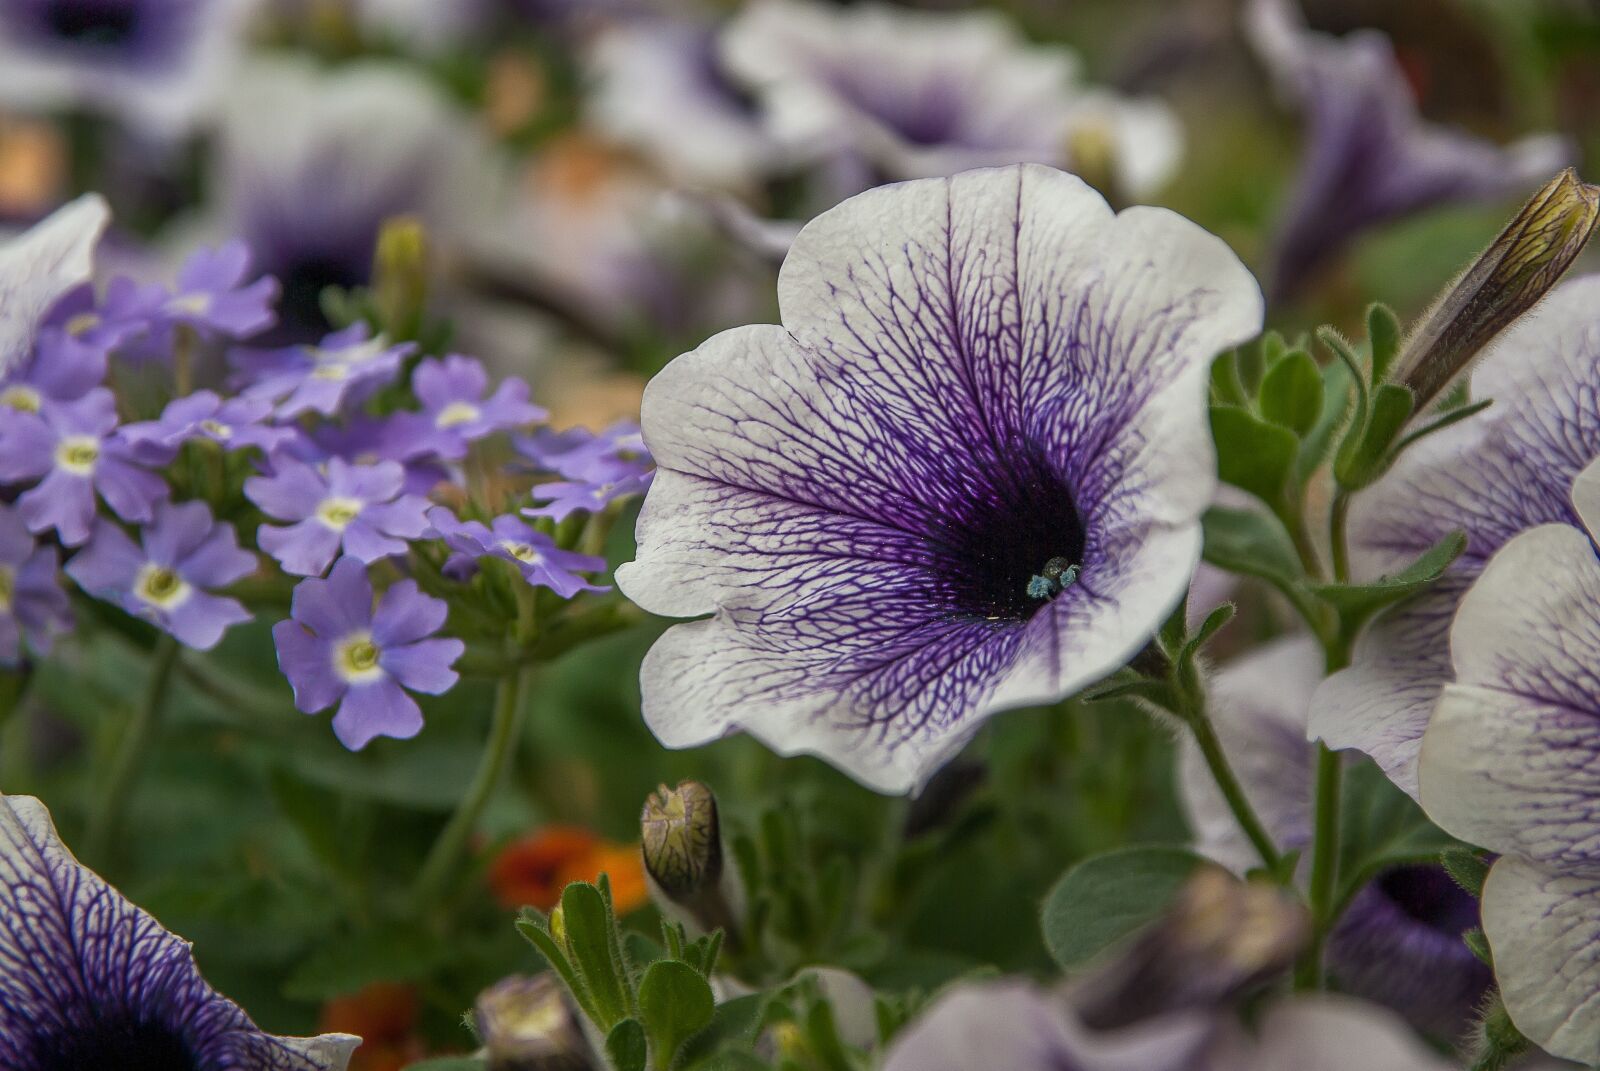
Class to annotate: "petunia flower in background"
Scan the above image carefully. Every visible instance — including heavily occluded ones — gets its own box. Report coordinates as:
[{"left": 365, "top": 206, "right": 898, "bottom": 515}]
[
  {"left": 0, "top": 793, "right": 358, "bottom": 1069},
  {"left": 0, "top": 503, "right": 70, "bottom": 665},
  {"left": 66, "top": 500, "right": 255, "bottom": 650},
  {"left": 426, "top": 507, "right": 608, "bottom": 597},
  {"left": 0, "top": 192, "right": 107, "bottom": 374},
  {"left": 617, "top": 163, "right": 1261, "bottom": 793},
  {"left": 0, "top": 388, "right": 171, "bottom": 546},
  {"left": 1308, "top": 275, "right": 1600, "bottom": 799},
  {"left": 1177, "top": 637, "right": 1490, "bottom": 1038},
  {"left": 1247, "top": 0, "right": 1570, "bottom": 302},
  {"left": 246, "top": 455, "right": 431, "bottom": 577},
  {"left": 272, "top": 556, "right": 464, "bottom": 749},
  {"left": 230, "top": 323, "right": 413, "bottom": 419},
  {"left": 399, "top": 354, "right": 545, "bottom": 460},
  {"left": 120, "top": 389, "right": 300, "bottom": 454},
  {"left": 719, "top": 0, "right": 1182, "bottom": 196},
  {"left": 1417, "top": 456, "right": 1600, "bottom": 1065}
]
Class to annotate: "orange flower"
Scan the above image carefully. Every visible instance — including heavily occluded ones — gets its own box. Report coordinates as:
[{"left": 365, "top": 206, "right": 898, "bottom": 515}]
[
  {"left": 318, "top": 983, "right": 427, "bottom": 1071},
  {"left": 488, "top": 824, "right": 649, "bottom": 915}
]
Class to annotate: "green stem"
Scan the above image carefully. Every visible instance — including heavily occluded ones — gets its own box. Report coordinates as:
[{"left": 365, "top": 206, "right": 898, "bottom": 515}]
[
  {"left": 1178, "top": 683, "right": 1281, "bottom": 872},
  {"left": 1329, "top": 492, "right": 1352, "bottom": 584},
  {"left": 412, "top": 664, "right": 530, "bottom": 906},
  {"left": 1296, "top": 744, "right": 1342, "bottom": 988},
  {"left": 86, "top": 634, "right": 179, "bottom": 864}
]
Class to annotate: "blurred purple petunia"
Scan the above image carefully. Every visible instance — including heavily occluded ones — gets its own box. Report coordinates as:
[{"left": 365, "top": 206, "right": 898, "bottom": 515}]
[
  {"left": 272, "top": 557, "right": 463, "bottom": 749},
  {"left": 0, "top": 793, "right": 358, "bottom": 1069},
  {"left": 617, "top": 164, "right": 1261, "bottom": 793},
  {"left": 121, "top": 390, "right": 299, "bottom": 455},
  {"left": 427, "top": 507, "right": 608, "bottom": 597},
  {"left": 67, "top": 501, "right": 255, "bottom": 651},
  {"left": 0, "top": 503, "right": 70, "bottom": 665},
  {"left": 230, "top": 323, "right": 413, "bottom": 419},
  {"left": 246, "top": 455, "right": 430, "bottom": 577},
  {"left": 400, "top": 355, "right": 545, "bottom": 460},
  {"left": 0, "top": 389, "right": 171, "bottom": 546}
]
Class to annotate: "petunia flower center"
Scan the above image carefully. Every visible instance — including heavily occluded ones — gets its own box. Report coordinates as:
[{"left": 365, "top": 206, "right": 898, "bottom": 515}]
[
  {"left": 1026, "top": 556, "right": 1080, "bottom": 601},
  {"left": 334, "top": 632, "right": 384, "bottom": 683},
  {"left": 135, "top": 564, "right": 191, "bottom": 610},
  {"left": 436, "top": 401, "right": 482, "bottom": 429},
  {"left": 0, "top": 384, "right": 41, "bottom": 412},
  {"left": 1375, "top": 864, "right": 1480, "bottom": 937},
  {"left": 55, "top": 435, "right": 101, "bottom": 474},
  {"left": 32, "top": 1015, "right": 198, "bottom": 1071},
  {"left": 316, "top": 496, "right": 364, "bottom": 530},
  {"left": 0, "top": 564, "right": 14, "bottom": 611},
  {"left": 500, "top": 540, "right": 542, "bottom": 564},
  {"left": 200, "top": 419, "right": 233, "bottom": 440}
]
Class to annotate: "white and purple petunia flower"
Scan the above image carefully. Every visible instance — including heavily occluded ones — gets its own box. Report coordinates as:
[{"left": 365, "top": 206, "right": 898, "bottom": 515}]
[
  {"left": 120, "top": 389, "right": 300, "bottom": 455},
  {"left": 246, "top": 455, "right": 431, "bottom": 577},
  {"left": 1247, "top": 0, "right": 1570, "bottom": 301},
  {"left": 272, "top": 556, "right": 463, "bottom": 749},
  {"left": 0, "top": 193, "right": 108, "bottom": 375},
  {"left": 0, "top": 0, "right": 254, "bottom": 134},
  {"left": 1417, "top": 456, "right": 1600, "bottom": 1064},
  {"left": 0, "top": 388, "right": 172, "bottom": 547},
  {"left": 616, "top": 163, "right": 1262, "bottom": 793},
  {"left": 398, "top": 355, "right": 545, "bottom": 460},
  {"left": 1308, "top": 274, "right": 1600, "bottom": 800},
  {"left": 66, "top": 500, "right": 255, "bottom": 650},
  {"left": 720, "top": 0, "right": 1182, "bottom": 196},
  {"left": 0, "top": 503, "right": 70, "bottom": 666},
  {"left": 230, "top": 324, "right": 413, "bottom": 420},
  {"left": 1178, "top": 637, "right": 1490, "bottom": 1037},
  {"left": 427, "top": 507, "right": 608, "bottom": 598},
  {"left": 0, "top": 792, "right": 358, "bottom": 1069}
]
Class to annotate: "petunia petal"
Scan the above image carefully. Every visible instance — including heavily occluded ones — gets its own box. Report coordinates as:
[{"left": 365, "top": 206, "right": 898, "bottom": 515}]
[{"left": 0, "top": 196, "right": 108, "bottom": 375}]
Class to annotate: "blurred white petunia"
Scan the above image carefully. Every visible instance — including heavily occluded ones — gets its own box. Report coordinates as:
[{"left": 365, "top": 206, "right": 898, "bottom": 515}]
[
  {"left": 1419, "top": 456, "right": 1600, "bottom": 1064},
  {"left": 0, "top": 0, "right": 257, "bottom": 135},
  {"left": 0, "top": 192, "right": 107, "bottom": 373}
]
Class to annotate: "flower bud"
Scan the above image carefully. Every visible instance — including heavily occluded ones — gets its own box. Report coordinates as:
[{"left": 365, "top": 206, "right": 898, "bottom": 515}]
[
  {"left": 474, "top": 974, "right": 595, "bottom": 1071},
  {"left": 641, "top": 781, "right": 723, "bottom": 901},
  {"left": 1394, "top": 168, "right": 1600, "bottom": 408},
  {"left": 372, "top": 214, "right": 429, "bottom": 337}
]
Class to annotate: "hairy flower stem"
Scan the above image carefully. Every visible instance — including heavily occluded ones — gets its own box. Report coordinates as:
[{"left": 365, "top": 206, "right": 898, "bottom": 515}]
[
  {"left": 86, "top": 633, "right": 179, "bottom": 865},
  {"left": 1183, "top": 696, "right": 1282, "bottom": 873},
  {"left": 412, "top": 662, "right": 530, "bottom": 908}
]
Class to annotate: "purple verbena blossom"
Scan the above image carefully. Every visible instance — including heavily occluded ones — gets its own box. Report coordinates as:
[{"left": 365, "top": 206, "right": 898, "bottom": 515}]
[
  {"left": 272, "top": 556, "right": 463, "bottom": 749},
  {"left": 0, "top": 389, "right": 171, "bottom": 546},
  {"left": 66, "top": 501, "right": 255, "bottom": 650},
  {"left": 399, "top": 355, "right": 545, "bottom": 460},
  {"left": 0, "top": 794, "right": 358, "bottom": 1069},
  {"left": 0, "top": 503, "right": 70, "bottom": 665},
  {"left": 286, "top": 415, "right": 453, "bottom": 497},
  {"left": 229, "top": 323, "right": 413, "bottom": 419},
  {"left": 245, "top": 455, "right": 430, "bottom": 577},
  {"left": 121, "top": 390, "right": 298, "bottom": 455},
  {"left": 426, "top": 507, "right": 608, "bottom": 597},
  {"left": 525, "top": 470, "right": 654, "bottom": 523},
  {"left": 515, "top": 420, "right": 653, "bottom": 484},
  {"left": 162, "top": 240, "right": 279, "bottom": 339},
  {"left": 0, "top": 325, "right": 109, "bottom": 415}
]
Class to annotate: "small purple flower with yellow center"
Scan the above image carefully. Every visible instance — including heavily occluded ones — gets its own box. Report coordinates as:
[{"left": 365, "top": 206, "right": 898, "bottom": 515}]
[
  {"left": 524, "top": 470, "right": 654, "bottom": 523},
  {"left": 427, "top": 507, "right": 608, "bottom": 597},
  {"left": 229, "top": 323, "right": 413, "bottom": 419},
  {"left": 0, "top": 194, "right": 108, "bottom": 375},
  {"left": 516, "top": 420, "right": 653, "bottom": 484},
  {"left": 0, "top": 388, "right": 171, "bottom": 547},
  {"left": 246, "top": 455, "right": 430, "bottom": 577},
  {"left": 160, "top": 240, "right": 278, "bottom": 339},
  {"left": 289, "top": 415, "right": 452, "bottom": 498},
  {"left": 618, "top": 164, "right": 1261, "bottom": 792},
  {"left": 402, "top": 355, "right": 545, "bottom": 460},
  {"left": 0, "top": 793, "right": 358, "bottom": 1069},
  {"left": 66, "top": 501, "right": 254, "bottom": 650},
  {"left": 0, "top": 324, "right": 109, "bottom": 416},
  {"left": 272, "top": 557, "right": 464, "bottom": 749},
  {"left": 0, "top": 504, "right": 70, "bottom": 666},
  {"left": 121, "top": 389, "right": 299, "bottom": 455}
]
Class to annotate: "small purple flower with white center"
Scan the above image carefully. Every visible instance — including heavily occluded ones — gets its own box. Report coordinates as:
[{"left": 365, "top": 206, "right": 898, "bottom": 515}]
[
  {"left": 246, "top": 455, "right": 430, "bottom": 577},
  {"left": 0, "top": 794, "right": 358, "bottom": 1070},
  {"left": 132, "top": 240, "right": 278, "bottom": 353},
  {"left": 0, "top": 389, "right": 171, "bottom": 547},
  {"left": 229, "top": 323, "right": 413, "bottom": 419},
  {"left": 120, "top": 390, "right": 299, "bottom": 455},
  {"left": 0, "top": 504, "right": 70, "bottom": 666},
  {"left": 618, "top": 164, "right": 1261, "bottom": 793},
  {"left": 66, "top": 501, "right": 255, "bottom": 650},
  {"left": 288, "top": 415, "right": 452, "bottom": 498},
  {"left": 0, "top": 194, "right": 107, "bottom": 375},
  {"left": 525, "top": 471, "right": 654, "bottom": 523},
  {"left": 515, "top": 420, "right": 653, "bottom": 484},
  {"left": 402, "top": 355, "right": 545, "bottom": 460},
  {"left": 0, "top": 325, "right": 109, "bottom": 415},
  {"left": 272, "top": 557, "right": 464, "bottom": 749},
  {"left": 427, "top": 507, "right": 608, "bottom": 597}
]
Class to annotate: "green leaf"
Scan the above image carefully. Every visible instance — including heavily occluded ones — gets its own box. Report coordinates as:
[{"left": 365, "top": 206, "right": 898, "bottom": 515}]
[
  {"left": 638, "top": 960, "right": 716, "bottom": 1070},
  {"left": 517, "top": 919, "right": 601, "bottom": 1027},
  {"left": 1179, "top": 604, "right": 1235, "bottom": 665},
  {"left": 1441, "top": 847, "right": 1491, "bottom": 898},
  {"left": 1258, "top": 348, "right": 1323, "bottom": 435},
  {"left": 1367, "top": 303, "right": 1403, "bottom": 383},
  {"left": 676, "top": 994, "right": 767, "bottom": 1066},
  {"left": 1294, "top": 358, "right": 1355, "bottom": 486},
  {"left": 1336, "top": 383, "right": 1415, "bottom": 489},
  {"left": 1210, "top": 347, "right": 1248, "bottom": 406},
  {"left": 561, "top": 882, "right": 635, "bottom": 1030},
  {"left": 1235, "top": 334, "right": 1268, "bottom": 396},
  {"left": 1310, "top": 530, "right": 1466, "bottom": 626},
  {"left": 401, "top": 1060, "right": 488, "bottom": 1071},
  {"left": 1040, "top": 846, "right": 1208, "bottom": 969},
  {"left": 1393, "top": 398, "right": 1493, "bottom": 456},
  {"left": 1201, "top": 507, "right": 1303, "bottom": 585},
  {"left": 1464, "top": 927, "right": 1493, "bottom": 965},
  {"left": 606, "top": 1018, "right": 648, "bottom": 1071},
  {"left": 1210, "top": 405, "right": 1299, "bottom": 506}
]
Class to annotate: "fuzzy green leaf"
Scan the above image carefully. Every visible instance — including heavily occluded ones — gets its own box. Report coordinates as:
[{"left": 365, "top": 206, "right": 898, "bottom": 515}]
[
  {"left": 1041, "top": 846, "right": 1208, "bottom": 969},
  {"left": 1258, "top": 348, "right": 1323, "bottom": 435}
]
